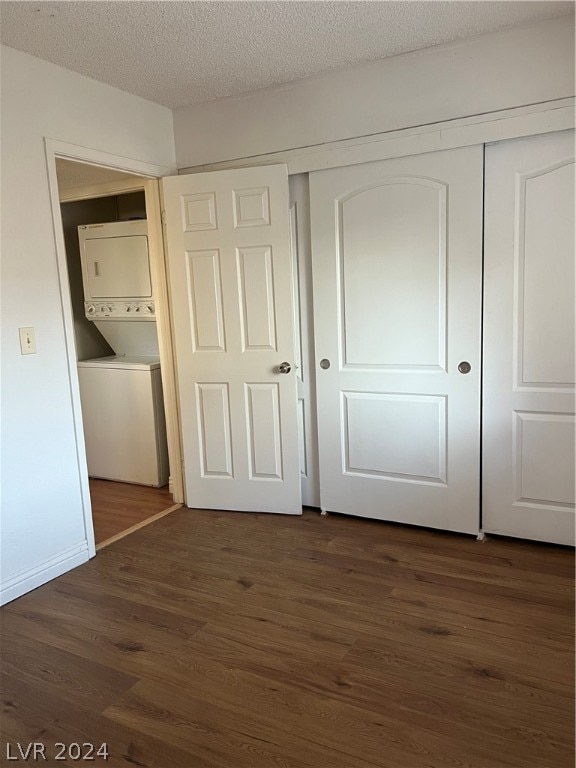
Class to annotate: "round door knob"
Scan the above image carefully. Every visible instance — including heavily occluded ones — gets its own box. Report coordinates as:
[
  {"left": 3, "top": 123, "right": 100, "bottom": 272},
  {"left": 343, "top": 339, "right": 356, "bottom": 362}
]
[
  {"left": 319, "top": 359, "right": 331, "bottom": 370},
  {"left": 277, "top": 362, "right": 292, "bottom": 374},
  {"left": 458, "top": 361, "right": 471, "bottom": 374}
]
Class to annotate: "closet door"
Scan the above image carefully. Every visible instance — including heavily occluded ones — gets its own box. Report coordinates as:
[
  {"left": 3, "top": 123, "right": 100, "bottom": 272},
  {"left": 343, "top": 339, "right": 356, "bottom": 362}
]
[
  {"left": 483, "top": 131, "right": 575, "bottom": 545},
  {"left": 289, "top": 175, "right": 320, "bottom": 507},
  {"left": 310, "top": 146, "right": 483, "bottom": 533}
]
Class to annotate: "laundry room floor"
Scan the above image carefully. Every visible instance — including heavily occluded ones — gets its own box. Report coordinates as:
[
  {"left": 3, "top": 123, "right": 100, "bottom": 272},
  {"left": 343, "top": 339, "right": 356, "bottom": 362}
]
[{"left": 89, "top": 479, "right": 175, "bottom": 547}]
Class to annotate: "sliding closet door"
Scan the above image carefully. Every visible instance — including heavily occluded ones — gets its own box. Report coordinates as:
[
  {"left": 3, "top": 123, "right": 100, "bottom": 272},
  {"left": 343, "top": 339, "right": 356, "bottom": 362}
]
[
  {"left": 483, "top": 130, "right": 575, "bottom": 545},
  {"left": 289, "top": 175, "right": 320, "bottom": 507},
  {"left": 311, "top": 146, "right": 483, "bottom": 534}
]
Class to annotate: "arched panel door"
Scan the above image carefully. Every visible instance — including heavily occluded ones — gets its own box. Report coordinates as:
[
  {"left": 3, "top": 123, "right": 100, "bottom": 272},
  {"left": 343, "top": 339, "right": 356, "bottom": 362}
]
[
  {"left": 483, "top": 130, "right": 575, "bottom": 545},
  {"left": 310, "top": 146, "right": 483, "bottom": 533}
]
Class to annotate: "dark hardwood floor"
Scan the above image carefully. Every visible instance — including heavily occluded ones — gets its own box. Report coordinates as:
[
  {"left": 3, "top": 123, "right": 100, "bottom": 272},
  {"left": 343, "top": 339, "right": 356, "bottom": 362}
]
[
  {"left": 1, "top": 508, "right": 574, "bottom": 768},
  {"left": 89, "top": 479, "right": 174, "bottom": 547}
]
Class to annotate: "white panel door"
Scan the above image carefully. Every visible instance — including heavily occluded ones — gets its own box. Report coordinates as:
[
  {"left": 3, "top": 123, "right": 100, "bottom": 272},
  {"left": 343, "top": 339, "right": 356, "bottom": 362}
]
[
  {"left": 483, "top": 130, "right": 575, "bottom": 545},
  {"left": 162, "top": 165, "right": 301, "bottom": 514},
  {"left": 310, "top": 146, "right": 483, "bottom": 533}
]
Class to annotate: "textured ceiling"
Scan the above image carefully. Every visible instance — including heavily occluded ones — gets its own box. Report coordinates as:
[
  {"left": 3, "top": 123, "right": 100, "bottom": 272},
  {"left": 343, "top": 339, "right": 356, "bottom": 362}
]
[{"left": 1, "top": 1, "right": 573, "bottom": 109}]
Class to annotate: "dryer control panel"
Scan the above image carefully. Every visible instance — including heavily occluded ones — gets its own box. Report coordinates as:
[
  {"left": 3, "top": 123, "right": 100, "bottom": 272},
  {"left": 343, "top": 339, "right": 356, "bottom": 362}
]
[{"left": 85, "top": 300, "right": 156, "bottom": 320}]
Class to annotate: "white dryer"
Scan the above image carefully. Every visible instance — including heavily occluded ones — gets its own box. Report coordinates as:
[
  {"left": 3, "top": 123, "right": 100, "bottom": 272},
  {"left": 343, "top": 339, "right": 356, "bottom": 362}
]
[{"left": 78, "top": 219, "right": 159, "bottom": 357}]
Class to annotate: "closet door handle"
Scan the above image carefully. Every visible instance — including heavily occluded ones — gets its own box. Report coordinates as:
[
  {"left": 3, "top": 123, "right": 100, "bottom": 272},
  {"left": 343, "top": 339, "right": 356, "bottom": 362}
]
[
  {"left": 277, "top": 362, "right": 292, "bottom": 374},
  {"left": 458, "top": 361, "right": 471, "bottom": 374}
]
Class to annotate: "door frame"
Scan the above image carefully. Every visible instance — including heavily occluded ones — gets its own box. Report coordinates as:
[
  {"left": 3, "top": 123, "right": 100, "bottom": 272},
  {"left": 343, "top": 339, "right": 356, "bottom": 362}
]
[{"left": 44, "top": 138, "right": 183, "bottom": 558}]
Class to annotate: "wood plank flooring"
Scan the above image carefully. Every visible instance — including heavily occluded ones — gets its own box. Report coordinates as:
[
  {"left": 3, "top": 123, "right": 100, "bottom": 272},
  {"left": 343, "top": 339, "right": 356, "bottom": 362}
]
[
  {"left": 89, "top": 479, "right": 174, "bottom": 546},
  {"left": 1, "top": 508, "right": 573, "bottom": 768}
]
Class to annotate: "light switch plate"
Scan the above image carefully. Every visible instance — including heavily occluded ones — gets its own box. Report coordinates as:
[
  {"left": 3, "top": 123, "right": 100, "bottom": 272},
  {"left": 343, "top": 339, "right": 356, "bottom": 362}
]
[{"left": 19, "top": 327, "right": 37, "bottom": 355}]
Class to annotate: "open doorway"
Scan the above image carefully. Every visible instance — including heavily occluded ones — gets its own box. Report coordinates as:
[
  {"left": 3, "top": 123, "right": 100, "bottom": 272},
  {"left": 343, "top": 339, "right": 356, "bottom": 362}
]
[{"left": 54, "top": 157, "right": 182, "bottom": 549}]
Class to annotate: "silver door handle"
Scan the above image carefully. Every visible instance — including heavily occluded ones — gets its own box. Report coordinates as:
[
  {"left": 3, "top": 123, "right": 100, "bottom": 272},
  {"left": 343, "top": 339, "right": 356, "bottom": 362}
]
[
  {"left": 277, "top": 362, "right": 292, "bottom": 374},
  {"left": 458, "top": 361, "right": 471, "bottom": 374}
]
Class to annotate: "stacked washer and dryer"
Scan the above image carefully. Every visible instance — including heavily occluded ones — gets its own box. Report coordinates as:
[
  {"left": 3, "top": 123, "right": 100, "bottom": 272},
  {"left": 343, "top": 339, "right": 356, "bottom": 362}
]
[{"left": 76, "top": 220, "right": 169, "bottom": 487}]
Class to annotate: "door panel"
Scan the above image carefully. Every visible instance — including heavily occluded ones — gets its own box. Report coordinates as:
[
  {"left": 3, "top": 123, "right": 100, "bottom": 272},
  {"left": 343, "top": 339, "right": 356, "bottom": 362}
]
[
  {"left": 195, "top": 382, "right": 233, "bottom": 477},
  {"left": 186, "top": 250, "right": 226, "bottom": 350},
  {"left": 237, "top": 246, "right": 277, "bottom": 350},
  {"left": 162, "top": 165, "right": 301, "bottom": 514},
  {"left": 483, "top": 130, "right": 575, "bottom": 544},
  {"left": 311, "top": 146, "right": 483, "bottom": 533},
  {"left": 245, "top": 383, "right": 283, "bottom": 479},
  {"left": 340, "top": 179, "right": 446, "bottom": 369},
  {"left": 343, "top": 392, "right": 447, "bottom": 483}
]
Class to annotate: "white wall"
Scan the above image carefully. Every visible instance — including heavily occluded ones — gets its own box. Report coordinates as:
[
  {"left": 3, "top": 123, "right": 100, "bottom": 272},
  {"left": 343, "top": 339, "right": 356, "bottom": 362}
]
[
  {"left": 175, "top": 16, "right": 575, "bottom": 169},
  {"left": 0, "top": 46, "right": 175, "bottom": 603}
]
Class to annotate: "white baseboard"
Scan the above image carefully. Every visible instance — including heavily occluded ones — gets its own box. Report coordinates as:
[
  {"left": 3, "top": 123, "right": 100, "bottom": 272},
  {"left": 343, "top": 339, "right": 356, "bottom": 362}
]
[{"left": 0, "top": 541, "right": 90, "bottom": 606}]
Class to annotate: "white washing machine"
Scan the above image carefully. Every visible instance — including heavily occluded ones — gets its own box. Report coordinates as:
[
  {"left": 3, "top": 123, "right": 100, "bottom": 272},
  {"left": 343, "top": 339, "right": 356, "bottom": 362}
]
[{"left": 77, "top": 355, "right": 169, "bottom": 487}]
